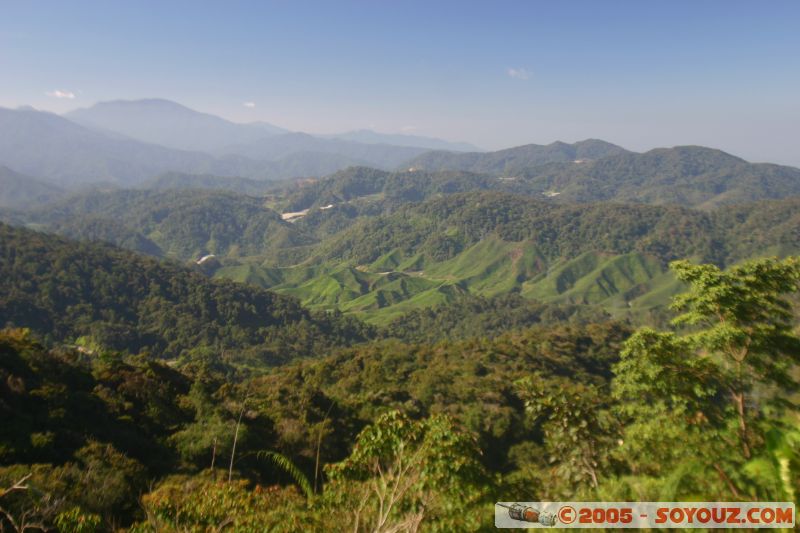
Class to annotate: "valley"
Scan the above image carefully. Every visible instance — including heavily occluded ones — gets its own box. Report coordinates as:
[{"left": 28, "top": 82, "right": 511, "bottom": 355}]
[{"left": 1, "top": 91, "right": 798, "bottom": 530}]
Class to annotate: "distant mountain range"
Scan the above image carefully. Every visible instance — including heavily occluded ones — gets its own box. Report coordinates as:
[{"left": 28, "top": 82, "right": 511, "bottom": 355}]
[
  {"left": 218, "top": 131, "right": 427, "bottom": 168},
  {"left": 272, "top": 145, "right": 800, "bottom": 210},
  {"left": 323, "top": 129, "right": 481, "bottom": 152},
  {"left": 4, "top": 155, "right": 799, "bottom": 324},
  {"left": 68, "top": 99, "right": 480, "bottom": 154},
  {"left": 0, "top": 166, "right": 64, "bottom": 208},
  {"left": 514, "top": 145, "right": 800, "bottom": 208},
  {"left": 404, "top": 139, "right": 629, "bottom": 173},
  {"left": 0, "top": 101, "right": 477, "bottom": 186},
  {"left": 14, "top": 183, "right": 795, "bottom": 323},
  {"left": 66, "top": 98, "right": 289, "bottom": 152},
  {"left": 1, "top": 98, "right": 799, "bottom": 213}
]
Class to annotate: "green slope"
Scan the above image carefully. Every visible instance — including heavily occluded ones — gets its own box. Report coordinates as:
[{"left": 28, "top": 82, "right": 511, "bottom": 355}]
[
  {"left": 521, "top": 251, "right": 667, "bottom": 307},
  {"left": 214, "top": 237, "right": 681, "bottom": 323}
]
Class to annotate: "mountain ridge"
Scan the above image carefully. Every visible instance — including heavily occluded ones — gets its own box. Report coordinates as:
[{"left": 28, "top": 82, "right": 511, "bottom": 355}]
[{"left": 404, "top": 139, "right": 630, "bottom": 173}]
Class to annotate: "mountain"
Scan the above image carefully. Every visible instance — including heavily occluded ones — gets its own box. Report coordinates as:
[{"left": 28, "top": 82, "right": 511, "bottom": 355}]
[
  {"left": 0, "top": 223, "right": 372, "bottom": 362},
  {"left": 66, "top": 98, "right": 288, "bottom": 152},
  {"left": 66, "top": 99, "right": 436, "bottom": 169},
  {"left": 0, "top": 106, "right": 276, "bottom": 185},
  {"left": 0, "top": 165, "right": 65, "bottom": 208},
  {"left": 24, "top": 189, "right": 313, "bottom": 260},
  {"left": 16, "top": 181, "right": 798, "bottom": 324},
  {"left": 325, "top": 129, "right": 481, "bottom": 152},
  {"left": 141, "top": 172, "right": 277, "bottom": 195},
  {"left": 0, "top": 107, "right": 390, "bottom": 186},
  {"left": 514, "top": 145, "right": 800, "bottom": 208},
  {"left": 404, "top": 139, "right": 629, "bottom": 173},
  {"left": 217, "top": 192, "right": 800, "bottom": 323},
  {"left": 273, "top": 145, "right": 800, "bottom": 212},
  {"left": 221, "top": 131, "right": 428, "bottom": 168}
]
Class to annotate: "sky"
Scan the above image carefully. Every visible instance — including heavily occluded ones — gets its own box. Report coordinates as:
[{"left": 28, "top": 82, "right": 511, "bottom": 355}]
[{"left": 1, "top": 0, "right": 799, "bottom": 164}]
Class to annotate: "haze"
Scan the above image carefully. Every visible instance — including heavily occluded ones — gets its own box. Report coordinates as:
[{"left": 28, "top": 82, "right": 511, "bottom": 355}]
[{"left": 1, "top": 0, "right": 798, "bottom": 165}]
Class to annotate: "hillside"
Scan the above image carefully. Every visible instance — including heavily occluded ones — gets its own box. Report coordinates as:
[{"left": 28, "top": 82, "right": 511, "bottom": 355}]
[
  {"left": 515, "top": 146, "right": 800, "bottom": 207},
  {"left": 0, "top": 166, "right": 64, "bottom": 208},
  {"left": 275, "top": 166, "right": 498, "bottom": 212},
  {"left": 0, "top": 107, "right": 420, "bottom": 187},
  {"left": 12, "top": 185, "right": 799, "bottom": 324},
  {"left": 0, "top": 223, "right": 372, "bottom": 362},
  {"left": 67, "top": 98, "right": 287, "bottom": 152},
  {"left": 326, "top": 129, "right": 480, "bottom": 152},
  {"left": 140, "top": 172, "right": 277, "bottom": 195},
  {"left": 67, "top": 99, "right": 474, "bottom": 161},
  {"left": 26, "top": 189, "right": 313, "bottom": 260},
  {"left": 219, "top": 193, "right": 800, "bottom": 322},
  {"left": 66, "top": 100, "right": 433, "bottom": 170},
  {"left": 404, "top": 139, "right": 629, "bottom": 173},
  {"left": 0, "top": 107, "right": 276, "bottom": 185},
  {"left": 221, "top": 132, "right": 427, "bottom": 169},
  {"left": 272, "top": 145, "right": 800, "bottom": 214}
]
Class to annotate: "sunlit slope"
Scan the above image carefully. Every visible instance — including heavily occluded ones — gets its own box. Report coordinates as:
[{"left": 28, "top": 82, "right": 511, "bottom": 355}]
[
  {"left": 214, "top": 237, "right": 682, "bottom": 323},
  {"left": 190, "top": 192, "right": 798, "bottom": 324},
  {"left": 522, "top": 252, "right": 667, "bottom": 306}
]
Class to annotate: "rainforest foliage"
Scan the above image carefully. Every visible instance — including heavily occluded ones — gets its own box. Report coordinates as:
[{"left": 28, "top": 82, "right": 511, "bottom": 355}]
[{"left": 1, "top": 256, "right": 798, "bottom": 531}]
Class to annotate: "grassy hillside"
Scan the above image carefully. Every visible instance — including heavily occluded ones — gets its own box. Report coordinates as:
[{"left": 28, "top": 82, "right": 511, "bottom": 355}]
[
  {"left": 209, "top": 193, "right": 800, "bottom": 323},
  {"left": 9, "top": 185, "right": 799, "bottom": 325}
]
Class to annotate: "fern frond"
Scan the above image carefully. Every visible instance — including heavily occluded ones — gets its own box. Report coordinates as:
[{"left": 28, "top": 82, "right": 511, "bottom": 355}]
[{"left": 256, "top": 450, "right": 313, "bottom": 500}]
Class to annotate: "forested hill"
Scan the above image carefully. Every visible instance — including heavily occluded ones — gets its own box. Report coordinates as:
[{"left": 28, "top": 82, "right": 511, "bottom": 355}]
[
  {"left": 140, "top": 172, "right": 276, "bottom": 195},
  {"left": 21, "top": 189, "right": 313, "bottom": 260},
  {"left": 271, "top": 146, "right": 800, "bottom": 213},
  {"left": 514, "top": 146, "right": 800, "bottom": 207},
  {"left": 0, "top": 166, "right": 64, "bottom": 209},
  {"left": 312, "top": 192, "right": 800, "bottom": 267},
  {"left": 0, "top": 223, "right": 373, "bottom": 363},
  {"left": 404, "top": 139, "right": 628, "bottom": 173},
  {"left": 396, "top": 145, "right": 800, "bottom": 208}
]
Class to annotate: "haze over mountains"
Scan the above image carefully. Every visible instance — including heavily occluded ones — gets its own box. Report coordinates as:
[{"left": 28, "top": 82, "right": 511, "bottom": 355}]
[
  {"left": 2, "top": 97, "right": 799, "bottom": 524},
  {"left": 2, "top": 98, "right": 799, "bottom": 210},
  {"left": 66, "top": 98, "right": 290, "bottom": 152},
  {"left": 406, "top": 139, "right": 630, "bottom": 173},
  {"left": 0, "top": 99, "right": 478, "bottom": 186}
]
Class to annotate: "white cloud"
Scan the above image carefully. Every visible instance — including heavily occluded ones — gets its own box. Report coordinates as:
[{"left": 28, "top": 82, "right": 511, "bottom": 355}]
[
  {"left": 507, "top": 67, "right": 531, "bottom": 80},
  {"left": 401, "top": 125, "right": 417, "bottom": 132},
  {"left": 46, "top": 89, "right": 76, "bottom": 99},
  {"left": 243, "top": 101, "right": 256, "bottom": 108}
]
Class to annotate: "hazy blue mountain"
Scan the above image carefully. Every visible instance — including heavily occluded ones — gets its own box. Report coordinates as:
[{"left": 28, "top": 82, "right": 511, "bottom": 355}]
[
  {"left": 324, "top": 129, "right": 481, "bottom": 152},
  {"left": 66, "top": 99, "right": 444, "bottom": 170},
  {"left": 0, "top": 106, "right": 379, "bottom": 185},
  {"left": 0, "top": 106, "right": 285, "bottom": 185},
  {"left": 140, "top": 172, "right": 276, "bottom": 194},
  {"left": 404, "top": 139, "right": 629, "bottom": 173},
  {"left": 220, "top": 131, "right": 428, "bottom": 168},
  {"left": 0, "top": 166, "right": 65, "bottom": 208},
  {"left": 66, "top": 98, "right": 288, "bottom": 152}
]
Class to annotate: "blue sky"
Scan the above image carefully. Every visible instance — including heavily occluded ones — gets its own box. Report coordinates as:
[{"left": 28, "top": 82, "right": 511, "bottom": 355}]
[{"left": 1, "top": 1, "right": 798, "bottom": 164}]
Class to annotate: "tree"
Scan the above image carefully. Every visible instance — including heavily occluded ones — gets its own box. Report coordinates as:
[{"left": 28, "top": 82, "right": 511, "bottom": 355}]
[
  {"left": 669, "top": 257, "right": 800, "bottom": 459},
  {"left": 516, "top": 374, "right": 616, "bottom": 497},
  {"left": 324, "top": 411, "right": 489, "bottom": 532},
  {"left": 612, "top": 257, "right": 800, "bottom": 499}
]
